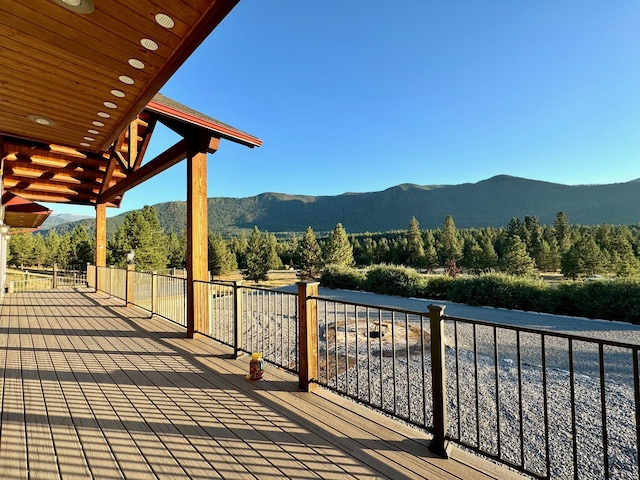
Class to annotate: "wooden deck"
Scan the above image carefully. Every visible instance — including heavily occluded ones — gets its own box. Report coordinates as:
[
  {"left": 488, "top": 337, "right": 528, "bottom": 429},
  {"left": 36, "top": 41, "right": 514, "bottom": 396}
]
[{"left": 0, "top": 289, "right": 524, "bottom": 480}]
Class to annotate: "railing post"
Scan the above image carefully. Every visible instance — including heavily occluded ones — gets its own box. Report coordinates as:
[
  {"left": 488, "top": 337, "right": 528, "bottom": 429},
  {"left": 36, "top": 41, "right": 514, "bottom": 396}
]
[
  {"left": 52, "top": 263, "right": 58, "bottom": 289},
  {"left": 233, "top": 280, "right": 244, "bottom": 358},
  {"left": 298, "top": 281, "right": 319, "bottom": 392},
  {"left": 126, "top": 264, "right": 135, "bottom": 306},
  {"left": 151, "top": 271, "right": 158, "bottom": 317},
  {"left": 428, "top": 304, "right": 450, "bottom": 458},
  {"left": 109, "top": 266, "right": 114, "bottom": 296}
]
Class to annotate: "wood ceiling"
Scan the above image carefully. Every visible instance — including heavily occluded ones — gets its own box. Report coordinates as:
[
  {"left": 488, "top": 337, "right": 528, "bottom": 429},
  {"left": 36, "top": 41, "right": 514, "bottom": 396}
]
[{"left": 0, "top": 0, "right": 258, "bottom": 219}]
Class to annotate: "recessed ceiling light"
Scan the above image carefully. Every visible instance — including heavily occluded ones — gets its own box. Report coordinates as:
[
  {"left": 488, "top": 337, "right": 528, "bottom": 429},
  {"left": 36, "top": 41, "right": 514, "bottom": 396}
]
[
  {"left": 92, "top": 120, "right": 105, "bottom": 127},
  {"left": 140, "top": 38, "right": 159, "bottom": 51},
  {"left": 84, "top": 137, "right": 95, "bottom": 142},
  {"left": 119, "top": 75, "right": 134, "bottom": 85},
  {"left": 111, "top": 89, "right": 125, "bottom": 98},
  {"left": 27, "top": 114, "right": 57, "bottom": 126},
  {"left": 155, "top": 13, "right": 175, "bottom": 29},
  {"left": 128, "top": 58, "right": 145, "bottom": 69},
  {"left": 88, "top": 129, "right": 99, "bottom": 135},
  {"left": 97, "top": 112, "right": 111, "bottom": 118},
  {"left": 54, "top": 0, "right": 95, "bottom": 14},
  {"left": 103, "top": 101, "right": 117, "bottom": 109}
]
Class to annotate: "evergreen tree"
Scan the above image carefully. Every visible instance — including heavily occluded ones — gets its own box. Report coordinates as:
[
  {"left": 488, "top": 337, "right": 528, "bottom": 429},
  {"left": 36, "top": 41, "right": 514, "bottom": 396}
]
[
  {"left": 244, "top": 226, "right": 269, "bottom": 282},
  {"left": 209, "top": 233, "right": 237, "bottom": 276},
  {"left": 561, "top": 234, "right": 603, "bottom": 279},
  {"left": 460, "top": 236, "right": 482, "bottom": 273},
  {"left": 265, "top": 231, "right": 283, "bottom": 270},
  {"left": 500, "top": 235, "right": 535, "bottom": 276},
  {"left": 107, "top": 206, "right": 167, "bottom": 270},
  {"left": 423, "top": 230, "right": 439, "bottom": 272},
  {"left": 69, "top": 225, "right": 93, "bottom": 267},
  {"left": 554, "top": 211, "right": 571, "bottom": 253},
  {"left": 405, "top": 217, "right": 425, "bottom": 267},
  {"left": 297, "top": 226, "right": 323, "bottom": 280},
  {"left": 166, "top": 230, "right": 186, "bottom": 268},
  {"left": 437, "top": 215, "right": 462, "bottom": 263},
  {"left": 8, "top": 233, "right": 34, "bottom": 268},
  {"left": 477, "top": 234, "right": 498, "bottom": 272},
  {"left": 229, "top": 233, "right": 249, "bottom": 269},
  {"left": 323, "top": 223, "right": 354, "bottom": 267},
  {"left": 374, "top": 237, "right": 391, "bottom": 263}
]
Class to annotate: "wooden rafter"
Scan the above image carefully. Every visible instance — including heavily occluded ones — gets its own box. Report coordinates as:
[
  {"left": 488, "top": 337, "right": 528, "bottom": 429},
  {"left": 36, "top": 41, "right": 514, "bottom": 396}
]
[{"left": 98, "top": 139, "right": 190, "bottom": 205}]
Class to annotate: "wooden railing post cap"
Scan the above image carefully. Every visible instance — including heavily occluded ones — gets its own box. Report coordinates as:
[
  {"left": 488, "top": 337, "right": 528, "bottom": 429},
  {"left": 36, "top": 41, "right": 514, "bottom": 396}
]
[
  {"left": 428, "top": 304, "right": 446, "bottom": 315},
  {"left": 296, "top": 281, "right": 320, "bottom": 287},
  {"left": 234, "top": 280, "right": 244, "bottom": 286}
]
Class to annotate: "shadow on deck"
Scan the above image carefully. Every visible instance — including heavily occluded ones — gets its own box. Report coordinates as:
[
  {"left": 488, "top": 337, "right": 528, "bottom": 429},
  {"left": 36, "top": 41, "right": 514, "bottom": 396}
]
[{"left": 0, "top": 289, "right": 524, "bottom": 479}]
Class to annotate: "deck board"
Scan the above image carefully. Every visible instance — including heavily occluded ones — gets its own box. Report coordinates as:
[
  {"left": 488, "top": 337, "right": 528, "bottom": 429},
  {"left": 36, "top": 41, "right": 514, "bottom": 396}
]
[{"left": 0, "top": 289, "right": 525, "bottom": 480}]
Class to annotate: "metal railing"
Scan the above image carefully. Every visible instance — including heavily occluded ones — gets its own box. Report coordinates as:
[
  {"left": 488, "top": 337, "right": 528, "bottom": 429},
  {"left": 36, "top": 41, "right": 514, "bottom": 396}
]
[
  {"left": 83, "top": 267, "right": 640, "bottom": 479},
  {"left": 443, "top": 313, "right": 639, "bottom": 480},
  {"left": 8, "top": 265, "right": 88, "bottom": 292},
  {"left": 314, "top": 297, "right": 433, "bottom": 429},
  {"left": 240, "top": 285, "right": 298, "bottom": 372}
]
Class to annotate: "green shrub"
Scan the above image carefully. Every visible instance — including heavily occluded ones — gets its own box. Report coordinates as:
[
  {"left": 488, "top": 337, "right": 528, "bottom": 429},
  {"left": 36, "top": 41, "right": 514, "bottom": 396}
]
[
  {"left": 364, "top": 265, "right": 423, "bottom": 297},
  {"left": 319, "top": 264, "right": 365, "bottom": 290},
  {"left": 416, "top": 276, "right": 454, "bottom": 300},
  {"left": 552, "top": 278, "right": 640, "bottom": 323},
  {"left": 448, "top": 274, "right": 549, "bottom": 311}
]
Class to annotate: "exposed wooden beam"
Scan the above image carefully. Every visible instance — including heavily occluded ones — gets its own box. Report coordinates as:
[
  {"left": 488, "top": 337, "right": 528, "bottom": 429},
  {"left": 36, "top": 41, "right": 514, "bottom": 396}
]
[
  {"left": 128, "top": 119, "right": 138, "bottom": 171},
  {"left": 100, "top": 154, "right": 118, "bottom": 194},
  {"left": 98, "top": 139, "right": 189, "bottom": 204},
  {"left": 132, "top": 116, "right": 157, "bottom": 172},
  {"left": 114, "top": 151, "right": 128, "bottom": 173}
]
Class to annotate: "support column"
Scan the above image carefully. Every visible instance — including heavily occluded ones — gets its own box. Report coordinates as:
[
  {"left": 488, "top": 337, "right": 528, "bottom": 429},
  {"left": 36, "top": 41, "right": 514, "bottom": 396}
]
[
  {"left": 95, "top": 203, "right": 107, "bottom": 292},
  {"left": 186, "top": 150, "right": 209, "bottom": 338}
]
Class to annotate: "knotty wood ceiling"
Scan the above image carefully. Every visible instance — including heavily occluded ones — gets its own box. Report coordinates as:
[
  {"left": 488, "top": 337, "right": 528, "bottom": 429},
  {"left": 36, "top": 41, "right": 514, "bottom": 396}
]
[{"left": 0, "top": 0, "right": 243, "bottom": 213}]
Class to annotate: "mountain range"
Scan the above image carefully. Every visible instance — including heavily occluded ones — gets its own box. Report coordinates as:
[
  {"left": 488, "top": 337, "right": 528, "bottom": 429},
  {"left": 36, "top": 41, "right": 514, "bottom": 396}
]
[{"left": 45, "top": 175, "right": 640, "bottom": 236}]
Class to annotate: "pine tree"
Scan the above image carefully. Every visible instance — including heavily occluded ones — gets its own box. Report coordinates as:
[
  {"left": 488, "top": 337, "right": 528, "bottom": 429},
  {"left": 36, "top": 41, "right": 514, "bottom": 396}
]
[
  {"left": 561, "top": 234, "right": 603, "bottom": 278},
  {"left": 298, "top": 226, "right": 323, "bottom": 280},
  {"left": 209, "top": 233, "right": 237, "bottom": 276},
  {"left": 69, "top": 225, "right": 93, "bottom": 267},
  {"left": 437, "top": 215, "right": 462, "bottom": 263},
  {"left": 477, "top": 235, "right": 498, "bottom": 272},
  {"left": 107, "top": 206, "right": 168, "bottom": 271},
  {"left": 554, "top": 211, "right": 571, "bottom": 253},
  {"left": 264, "top": 231, "right": 283, "bottom": 270},
  {"left": 460, "top": 236, "right": 482, "bottom": 273},
  {"left": 166, "top": 231, "right": 186, "bottom": 268},
  {"left": 500, "top": 235, "right": 535, "bottom": 276},
  {"left": 244, "top": 226, "right": 269, "bottom": 282},
  {"left": 423, "top": 230, "right": 439, "bottom": 272},
  {"left": 323, "top": 223, "right": 354, "bottom": 267},
  {"left": 405, "top": 217, "right": 425, "bottom": 267}
]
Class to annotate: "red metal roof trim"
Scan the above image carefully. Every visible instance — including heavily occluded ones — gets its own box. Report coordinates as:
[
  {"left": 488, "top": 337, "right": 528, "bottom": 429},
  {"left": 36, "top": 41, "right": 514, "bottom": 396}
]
[{"left": 146, "top": 96, "right": 262, "bottom": 149}]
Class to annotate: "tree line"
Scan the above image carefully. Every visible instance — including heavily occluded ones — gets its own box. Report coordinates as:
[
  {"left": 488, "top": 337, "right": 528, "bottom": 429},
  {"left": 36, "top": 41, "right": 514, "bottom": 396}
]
[{"left": 8, "top": 206, "right": 640, "bottom": 280}]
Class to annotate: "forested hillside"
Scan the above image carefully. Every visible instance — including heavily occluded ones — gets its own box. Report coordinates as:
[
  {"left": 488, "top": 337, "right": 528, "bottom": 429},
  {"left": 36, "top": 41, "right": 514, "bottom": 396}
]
[{"left": 49, "top": 175, "right": 640, "bottom": 236}]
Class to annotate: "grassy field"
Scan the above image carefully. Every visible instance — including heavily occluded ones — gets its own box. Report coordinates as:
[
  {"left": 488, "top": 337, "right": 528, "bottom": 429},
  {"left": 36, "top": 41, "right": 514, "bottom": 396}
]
[{"left": 212, "top": 269, "right": 300, "bottom": 288}]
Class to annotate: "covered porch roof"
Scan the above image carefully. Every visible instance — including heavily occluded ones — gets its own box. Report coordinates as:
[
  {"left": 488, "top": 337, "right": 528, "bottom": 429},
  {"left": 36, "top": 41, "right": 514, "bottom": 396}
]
[{"left": 0, "top": 0, "right": 261, "bottom": 214}]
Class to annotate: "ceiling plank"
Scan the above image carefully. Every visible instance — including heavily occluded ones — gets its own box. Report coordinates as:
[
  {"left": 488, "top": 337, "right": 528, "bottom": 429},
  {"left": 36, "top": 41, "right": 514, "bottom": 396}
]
[{"left": 98, "top": 139, "right": 189, "bottom": 204}]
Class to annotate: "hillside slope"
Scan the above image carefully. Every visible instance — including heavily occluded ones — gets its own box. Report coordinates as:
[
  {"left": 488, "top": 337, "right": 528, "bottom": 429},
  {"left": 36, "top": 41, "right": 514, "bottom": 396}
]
[{"left": 50, "top": 175, "right": 640, "bottom": 236}]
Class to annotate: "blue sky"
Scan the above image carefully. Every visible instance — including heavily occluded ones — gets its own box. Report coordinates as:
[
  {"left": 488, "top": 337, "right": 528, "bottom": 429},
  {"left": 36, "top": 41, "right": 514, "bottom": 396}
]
[{"left": 47, "top": 1, "right": 640, "bottom": 217}]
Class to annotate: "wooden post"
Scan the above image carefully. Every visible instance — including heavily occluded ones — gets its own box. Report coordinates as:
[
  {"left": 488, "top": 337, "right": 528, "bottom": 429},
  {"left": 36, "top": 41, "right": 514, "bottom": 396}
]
[
  {"left": 428, "top": 304, "right": 450, "bottom": 458},
  {"left": 95, "top": 203, "right": 106, "bottom": 292},
  {"left": 186, "top": 150, "right": 208, "bottom": 338},
  {"left": 298, "top": 281, "right": 319, "bottom": 392},
  {"left": 52, "top": 263, "right": 58, "bottom": 289},
  {"left": 233, "top": 280, "right": 243, "bottom": 357},
  {"left": 126, "top": 264, "right": 135, "bottom": 307}
]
